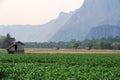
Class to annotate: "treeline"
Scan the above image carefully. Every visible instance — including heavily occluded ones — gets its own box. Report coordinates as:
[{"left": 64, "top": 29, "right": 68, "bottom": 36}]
[
  {"left": 0, "top": 34, "right": 15, "bottom": 48},
  {"left": 0, "top": 34, "right": 120, "bottom": 50},
  {"left": 25, "top": 37, "right": 120, "bottom": 50},
  {"left": 81, "top": 37, "right": 120, "bottom": 49},
  {"left": 25, "top": 41, "right": 75, "bottom": 49}
]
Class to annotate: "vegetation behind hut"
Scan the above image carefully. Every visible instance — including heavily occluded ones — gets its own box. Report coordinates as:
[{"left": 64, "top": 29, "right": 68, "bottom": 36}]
[{"left": 0, "top": 33, "right": 15, "bottom": 48}]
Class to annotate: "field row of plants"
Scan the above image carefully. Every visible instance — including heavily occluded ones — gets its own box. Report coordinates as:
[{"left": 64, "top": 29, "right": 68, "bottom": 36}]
[{"left": 0, "top": 53, "right": 120, "bottom": 79}]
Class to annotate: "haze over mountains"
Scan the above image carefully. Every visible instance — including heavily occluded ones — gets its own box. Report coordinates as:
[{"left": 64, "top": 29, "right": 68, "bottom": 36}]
[
  {"left": 0, "top": 0, "right": 120, "bottom": 42},
  {"left": 50, "top": 0, "right": 120, "bottom": 41},
  {"left": 0, "top": 12, "right": 73, "bottom": 42}
]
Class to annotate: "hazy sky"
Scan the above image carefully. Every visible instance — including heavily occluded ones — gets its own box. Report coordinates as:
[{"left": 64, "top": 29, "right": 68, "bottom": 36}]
[{"left": 0, "top": 0, "right": 84, "bottom": 25}]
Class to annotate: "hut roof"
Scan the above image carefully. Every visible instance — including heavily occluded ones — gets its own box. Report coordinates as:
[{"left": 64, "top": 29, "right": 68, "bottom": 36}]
[{"left": 7, "top": 41, "right": 24, "bottom": 50}]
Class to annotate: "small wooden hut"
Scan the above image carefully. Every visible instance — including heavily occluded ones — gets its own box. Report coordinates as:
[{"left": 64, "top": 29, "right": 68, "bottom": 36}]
[{"left": 7, "top": 41, "right": 24, "bottom": 54}]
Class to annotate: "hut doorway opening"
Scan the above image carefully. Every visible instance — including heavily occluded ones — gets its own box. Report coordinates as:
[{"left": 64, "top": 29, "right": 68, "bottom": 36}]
[{"left": 15, "top": 45, "right": 17, "bottom": 51}]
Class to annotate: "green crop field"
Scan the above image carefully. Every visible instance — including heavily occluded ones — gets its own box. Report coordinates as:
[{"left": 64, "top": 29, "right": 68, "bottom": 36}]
[{"left": 0, "top": 52, "right": 120, "bottom": 80}]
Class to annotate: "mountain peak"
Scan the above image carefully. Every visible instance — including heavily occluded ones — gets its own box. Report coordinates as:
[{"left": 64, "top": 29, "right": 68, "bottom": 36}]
[{"left": 50, "top": 0, "right": 120, "bottom": 41}]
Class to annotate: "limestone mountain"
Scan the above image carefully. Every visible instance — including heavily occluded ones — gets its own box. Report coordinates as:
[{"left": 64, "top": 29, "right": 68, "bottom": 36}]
[
  {"left": 87, "top": 25, "right": 120, "bottom": 39},
  {"left": 50, "top": 0, "right": 120, "bottom": 41}
]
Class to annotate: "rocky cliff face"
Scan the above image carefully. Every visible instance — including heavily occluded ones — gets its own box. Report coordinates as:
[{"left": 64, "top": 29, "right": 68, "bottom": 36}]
[
  {"left": 50, "top": 0, "right": 120, "bottom": 41},
  {"left": 87, "top": 25, "right": 120, "bottom": 39}
]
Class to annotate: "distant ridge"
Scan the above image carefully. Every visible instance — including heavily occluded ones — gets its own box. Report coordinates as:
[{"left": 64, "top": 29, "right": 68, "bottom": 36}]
[
  {"left": 0, "top": 11, "right": 73, "bottom": 42},
  {"left": 50, "top": 0, "right": 120, "bottom": 41}
]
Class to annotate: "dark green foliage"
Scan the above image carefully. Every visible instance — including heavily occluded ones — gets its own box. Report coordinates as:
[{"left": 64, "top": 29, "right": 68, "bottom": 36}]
[
  {"left": 25, "top": 37, "right": 120, "bottom": 50},
  {"left": 0, "top": 33, "right": 15, "bottom": 48},
  {"left": 0, "top": 53, "right": 120, "bottom": 79},
  {"left": 72, "top": 42, "right": 79, "bottom": 49},
  {"left": 25, "top": 40, "right": 81, "bottom": 49},
  {"left": 0, "top": 36, "right": 6, "bottom": 48},
  {"left": 111, "top": 43, "right": 120, "bottom": 50},
  {"left": 0, "top": 72, "right": 6, "bottom": 79}
]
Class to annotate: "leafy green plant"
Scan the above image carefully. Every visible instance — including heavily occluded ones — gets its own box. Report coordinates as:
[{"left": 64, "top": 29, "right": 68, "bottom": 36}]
[{"left": 0, "top": 53, "right": 120, "bottom": 79}]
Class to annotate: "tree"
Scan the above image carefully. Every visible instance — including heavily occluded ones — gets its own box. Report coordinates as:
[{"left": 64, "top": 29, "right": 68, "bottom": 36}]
[
  {"left": 0, "top": 36, "right": 6, "bottom": 48},
  {"left": 1, "top": 33, "right": 15, "bottom": 48},
  {"left": 83, "top": 40, "right": 93, "bottom": 49},
  {"left": 111, "top": 43, "right": 120, "bottom": 50},
  {"left": 72, "top": 42, "right": 79, "bottom": 49}
]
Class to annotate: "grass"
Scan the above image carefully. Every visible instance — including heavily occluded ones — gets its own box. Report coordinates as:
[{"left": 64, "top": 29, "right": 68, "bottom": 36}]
[
  {"left": 1, "top": 48, "right": 120, "bottom": 54},
  {"left": 25, "top": 48, "right": 120, "bottom": 54}
]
